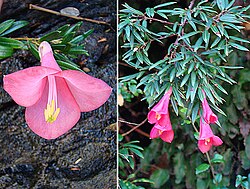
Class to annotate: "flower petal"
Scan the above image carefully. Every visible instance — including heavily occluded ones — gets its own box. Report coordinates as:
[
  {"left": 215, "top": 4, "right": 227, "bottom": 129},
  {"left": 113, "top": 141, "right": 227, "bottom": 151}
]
[
  {"left": 150, "top": 126, "right": 160, "bottom": 139},
  {"left": 3, "top": 66, "right": 59, "bottom": 107},
  {"left": 199, "top": 118, "right": 214, "bottom": 140},
  {"left": 160, "top": 130, "right": 174, "bottom": 143},
  {"left": 59, "top": 70, "right": 112, "bottom": 112},
  {"left": 147, "top": 111, "right": 157, "bottom": 124},
  {"left": 25, "top": 77, "right": 80, "bottom": 139},
  {"left": 198, "top": 140, "right": 212, "bottom": 153},
  {"left": 212, "top": 136, "right": 223, "bottom": 146},
  {"left": 151, "top": 87, "right": 172, "bottom": 114},
  {"left": 39, "top": 41, "right": 61, "bottom": 71}
]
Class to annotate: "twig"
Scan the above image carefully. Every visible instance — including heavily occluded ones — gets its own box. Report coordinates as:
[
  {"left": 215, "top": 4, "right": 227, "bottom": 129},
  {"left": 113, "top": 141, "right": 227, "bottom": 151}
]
[
  {"left": 206, "top": 152, "right": 215, "bottom": 179},
  {"left": 120, "top": 118, "right": 148, "bottom": 137},
  {"left": 29, "top": 4, "right": 110, "bottom": 26}
]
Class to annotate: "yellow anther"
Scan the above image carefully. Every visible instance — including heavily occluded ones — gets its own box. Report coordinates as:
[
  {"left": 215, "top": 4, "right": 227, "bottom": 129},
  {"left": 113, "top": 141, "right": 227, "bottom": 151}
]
[
  {"left": 158, "top": 130, "right": 163, "bottom": 135},
  {"left": 44, "top": 100, "right": 60, "bottom": 124},
  {"left": 155, "top": 113, "right": 161, "bottom": 120},
  {"left": 204, "top": 138, "right": 211, "bottom": 145}
]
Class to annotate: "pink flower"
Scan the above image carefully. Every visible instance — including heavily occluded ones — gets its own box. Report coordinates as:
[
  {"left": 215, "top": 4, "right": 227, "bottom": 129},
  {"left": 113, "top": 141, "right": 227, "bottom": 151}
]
[
  {"left": 150, "top": 120, "right": 174, "bottom": 143},
  {"left": 3, "top": 41, "right": 112, "bottom": 139},
  {"left": 202, "top": 91, "right": 218, "bottom": 124},
  {"left": 148, "top": 87, "right": 172, "bottom": 126},
  {"left": 198, "top": 118, "right": 223, "bottom": 153}
]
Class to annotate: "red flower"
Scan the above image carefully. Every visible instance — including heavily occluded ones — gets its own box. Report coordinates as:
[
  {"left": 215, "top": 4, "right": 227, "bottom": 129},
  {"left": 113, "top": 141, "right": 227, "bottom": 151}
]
[
  {"left": 3, "top": 41, "right": 112, "bottom": 139},
  {"left": 150, "top": 121, "right": 174, "bottom": 143},
  {"left": 198, "top": 118, "right": 223, "bottom": 153},
  {"left": 202, "top": 91, "right": 218, "bottom": 124},
  {"left": 148, "top": 87, "right": 172, "bottom": 126}
]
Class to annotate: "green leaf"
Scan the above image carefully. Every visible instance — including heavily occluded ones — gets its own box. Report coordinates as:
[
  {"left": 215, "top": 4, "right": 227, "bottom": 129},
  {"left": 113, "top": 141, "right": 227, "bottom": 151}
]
[
  {"left": 229, "top": 42, "right": 249, "bottom": 51},
  {"left": 171, "top": 96, "right": 178, "bottom": 116},
  {"left": 68, "top": 47, "right": 89, "bottom": 56},
  {"left": 57, "top": 60, "right": 83, "bottom": 72},
  {"left": 130, "top": 148, "right": 144, "bottom": 159},
  {"left": 0, "top": 20, "right": 29, "bottom": 36},
  {"left": 0, "top": 45, "right": 13, "bottom": 59},
  {"left": 191, "top": 103, "right": 199, "bottom": 124},
  {"left": 180, "top": 74, "right": 190, "bottom": 87},
  {"left": 0, "top": 20, "right": 15, "bottom": 35},
  {"left": 122, "top": 3, "right": 144, "bottom": 15},
  {"left": 40, "top": 31, "right": 62, "bottom": 42},
  {"left": 118, "top": 134, "right": 123, "bottom": 142},
  {"left": 220, "top": 14, "right": 241, "bottom": 23},
  {"left": 150, "top": 169, "right": 169, "bottom": 188},
  {"left": 179, "top": 31, "right": 201, "bottom": 40},
  {"left": 28, "top": 42, "right": 39, "bottom": 60},
  {"left": 230, "top": 36, "right": 250, "bottom": 44},
  {"left": 0, "top": 37, "right": 24, "bottom": 49},
  {"left": 195, "top": 163, "right": 210, "bottom": 174},
  {"left": 154, "top": 2, "right": 176, "bottom": 9},
  {"left": 211, "top": 154, "right": 224, "bottom": 163}
]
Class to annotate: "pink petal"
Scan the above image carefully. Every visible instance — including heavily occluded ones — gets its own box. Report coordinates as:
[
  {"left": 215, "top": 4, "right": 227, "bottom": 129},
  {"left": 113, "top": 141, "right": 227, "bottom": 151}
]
[
  {"left": 160, "top": 130, "right": 174, "bottom": 143},
  {"left": 59, "top": 70, "right": 112, "bottom": 112},
  {"left": 151, "top": 87, "right": 172, "bottom": 114},
  {"left": 25, "top": 77, "right": 80, "bottom": 139},
  {"left": 212, "top": 136, "right": 223, "bottom": 146},
  {"left": 3, "top": 66, "right": 59, "bottom": 107},
  {"left": 198, "top": 140, "right": 212, "bottom": 153},
  {"left": 158, "top": 113, "right": 172, "bottom": 127},
  {"left": 150, "top": 127, "right": 160, "bottom": 139},
  {"left": 147, "top": 111, "right": 157, "bottom": 124},
  {"left": 199, "top": 118, "right": 214, "bottom": 140},
  {"left": 201, "top": 92, "right": 218, "bottom": 124},
  {"left": 39, "top": 41, "right": 61, "bottom": 71}
]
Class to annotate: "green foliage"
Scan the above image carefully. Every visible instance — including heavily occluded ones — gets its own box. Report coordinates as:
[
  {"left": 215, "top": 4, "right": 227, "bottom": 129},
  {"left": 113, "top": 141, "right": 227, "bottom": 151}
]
[
  {"left": 119, "top": 0, "right": 249, "bottom": 122},
  {"left": 0, "top": 20, "right": 93, "bottom": 71},
  {"left": 119, "top": 134, "right": 153, "bottom": 189},
  {"left": 0, "top": 20, "right": 28, "bottom": 59}
]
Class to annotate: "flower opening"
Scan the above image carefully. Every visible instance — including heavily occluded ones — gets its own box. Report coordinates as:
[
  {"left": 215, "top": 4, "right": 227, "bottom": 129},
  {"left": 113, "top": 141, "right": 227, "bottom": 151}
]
[{"left": 44, "top": 75, "right": 60, "bottom": 124}]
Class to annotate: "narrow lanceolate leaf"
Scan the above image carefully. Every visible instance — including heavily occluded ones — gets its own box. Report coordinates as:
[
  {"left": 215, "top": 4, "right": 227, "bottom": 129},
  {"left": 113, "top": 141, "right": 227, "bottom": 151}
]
[
  {"left": 0, "top": 21, "right": 29, "bottom": 36},
  {"left": 179, "top": 31, "right": 201, "bottom": 40},
  {"left": 180, "top": 74, "right": 190, "bottom": 87},
  {"left": 0, "top": 37, "right": 24, "bottom": 49},
  {"left": 0, "top": 20, "right": 15, "bottom": 35},
  {"left": 28, "top": 42, "right": 39, "bottom": 60},
  {"left": 229, "top": 42, "right": 249, "bottom": 51},
  {"left": 154, "top": 2, "right": 177, "bottom": 9},
  {"left": 195, "top": 163, "right": 210, "bottom": 174},
  {"left": 39, "top": 31, "right": 62, "bottom": 42},
  {"left": 57, "top": 60, "right": 83, "bottom": 72},
  {"left": 191, "top": 103, "right": 199, "bottom": 124},
  {"left": 0, "top": 45, "right": 13, "bottom": 59},
  {"left": 230, "top": 36, "right": 250, "bottom": 44}
]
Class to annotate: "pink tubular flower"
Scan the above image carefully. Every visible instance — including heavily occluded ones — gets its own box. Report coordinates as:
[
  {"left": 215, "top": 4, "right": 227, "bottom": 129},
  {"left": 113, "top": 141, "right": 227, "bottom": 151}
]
[
  {"left": 202, "top": 91, "right": 218, "bottom": 124},
  {"left": 3, "top": 41, "right": 112, "bottom": 139},
  {"left": 150, "top": 121, "right": 174, "bottom": 143},
  {"left": 198, "top": 118, "right": 223, "bottom": 153},
  {"left": 148, "top": 87, "right": 172, "bottom": 126}
]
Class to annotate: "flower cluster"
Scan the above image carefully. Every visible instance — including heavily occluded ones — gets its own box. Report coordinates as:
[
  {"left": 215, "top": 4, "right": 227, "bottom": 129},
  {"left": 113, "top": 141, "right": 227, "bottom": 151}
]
[
  {"left": 148, "top": 87, "right": 174, "bottom": 143},
  {"left": 147, "top": 87, "right": 223, "bottom": 153}
]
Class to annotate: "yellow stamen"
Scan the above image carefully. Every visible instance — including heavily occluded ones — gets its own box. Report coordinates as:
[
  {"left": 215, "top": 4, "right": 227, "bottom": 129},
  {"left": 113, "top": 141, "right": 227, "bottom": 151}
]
[
  {"left": 158, "top": 130, "right": 163, "bottom": 135},
  {"left": 44, "top": 100, "right": 60, "bottom": 124},
  {"left": 204, "top": 138, "right": 211, "bottom": 145},
  {"left": 155, "top": 113, "right": 161, "bottom": 120}
]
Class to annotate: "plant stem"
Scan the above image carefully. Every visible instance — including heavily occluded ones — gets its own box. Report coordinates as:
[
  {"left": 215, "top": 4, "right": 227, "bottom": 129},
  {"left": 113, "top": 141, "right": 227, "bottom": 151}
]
[
  {"left": 120, "top": 118, "right": 148, "bottom": 137},
  {"left": 206, "top": 152, "right": 215, "bottom": 179},
  {"left": 29, "top": 4, "right": 110, "bottom": 26}
]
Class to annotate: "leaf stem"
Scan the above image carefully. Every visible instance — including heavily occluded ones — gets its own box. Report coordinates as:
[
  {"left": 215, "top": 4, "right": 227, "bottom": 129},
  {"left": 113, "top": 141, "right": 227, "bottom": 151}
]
[{"left": 206, "top": 152, "right": 215, "bottom": 179}]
